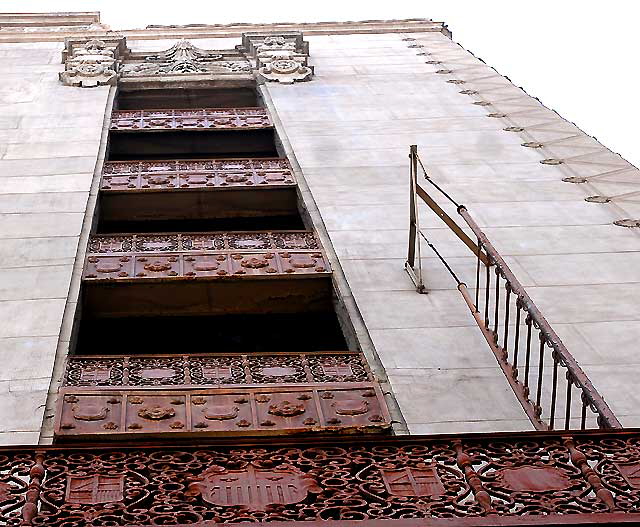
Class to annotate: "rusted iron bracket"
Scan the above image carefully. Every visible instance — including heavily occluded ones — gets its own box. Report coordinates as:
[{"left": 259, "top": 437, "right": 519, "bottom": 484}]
[{"left": 405, "top": 145, "right": 489, "bottom": 294}]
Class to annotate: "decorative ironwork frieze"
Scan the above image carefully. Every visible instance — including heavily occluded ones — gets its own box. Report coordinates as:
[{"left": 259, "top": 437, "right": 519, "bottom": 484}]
[
  {"left": 88, "top": 231, "right": 319, "bottom": 254},
  {"left": 83, "top": 231, "right": 328, "bottom": 282},
  {"left": 55, "top": 384, "right": 390, "bottom": 438},
  {"left": 241, "top": 32, "right": 313, "bottom": 84},
  {"left": 109, "top": 108, "right": 272, "bottom": 131},
  {"left": 3, "top": 431, "right": 640, "bottom": 525},
  {"left": 60, "top": 36, "right": 128, "bottom": 88},
  {"left": 120, "top": 40, "right": 251, "bottom": 78},
  {"left": 83, "top": 251, "right": 329, "bottom": 281},
  {"left": 101, "top": 158, "right": 295, "bottom": 191},
  {"left": 64, "top": 352, "right": 373, "bottom": 388}
]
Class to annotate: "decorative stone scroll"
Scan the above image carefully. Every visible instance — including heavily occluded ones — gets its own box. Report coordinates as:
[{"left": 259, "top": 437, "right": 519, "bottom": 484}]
[
  {"left": 120, "top": 40, "right": 251, "bottom": 77},
  {"left": 241, "top": 32, "right": 313, "bottom": 84},
  {"left": 59, "top": 36, "right": 128, "bottom": 88}
]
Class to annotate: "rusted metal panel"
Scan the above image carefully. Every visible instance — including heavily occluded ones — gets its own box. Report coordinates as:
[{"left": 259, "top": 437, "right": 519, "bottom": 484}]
[
  {"left": 110, "top": 107, "right": 272, "bottom": 131},
  {"left": 83, "top": 250, "right": 329, "bottom": 281},
  {"left": 63, "top": 352, "right": 373, "bottom": 389},
  {"left": 54, "top": 384, "right": 391, "bottom": 438},
  {"left": 3, "top": 430, "right": 640, "bottom": 525},
  {"left": 101, "top": 158, "right": 295, "bottom": 191}
]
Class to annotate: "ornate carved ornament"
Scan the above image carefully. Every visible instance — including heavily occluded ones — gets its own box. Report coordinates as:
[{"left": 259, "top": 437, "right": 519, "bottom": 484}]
[
  {"left": 54, "top": 385, "right": 390, "bottom": 438},
  {"left": 101, "top": 158, "right": 295, "bottom": 191},
  {"left": 63, "top": 352, "right": 373, "bottom": 389},
  {"left": 60, "top": 36, "right": 128, "bottom": 88},
  {"left": 5, "top": 431, "right": 640, "bottom": 525},
  {"left": 120, "top": 40, "right": 251, "bottom": 78},
  {"left": 240, "top": 32, "right": 313, "bottom": 84}
]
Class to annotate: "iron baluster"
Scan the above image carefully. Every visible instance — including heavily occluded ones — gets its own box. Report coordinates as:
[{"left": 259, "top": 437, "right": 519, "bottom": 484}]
[{"left": 550, "top": 350, "right": 559, "bottom": 430}]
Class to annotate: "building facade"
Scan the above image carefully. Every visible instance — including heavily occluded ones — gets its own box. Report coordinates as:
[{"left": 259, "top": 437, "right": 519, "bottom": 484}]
[{"left": 0, "top": 11, "right": 639, "bottom": 526}]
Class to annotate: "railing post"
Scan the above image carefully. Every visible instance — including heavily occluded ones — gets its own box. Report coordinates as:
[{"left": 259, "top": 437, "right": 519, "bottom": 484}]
[{"left": 405, "top": 144, "right": 426, "bottom": 293}]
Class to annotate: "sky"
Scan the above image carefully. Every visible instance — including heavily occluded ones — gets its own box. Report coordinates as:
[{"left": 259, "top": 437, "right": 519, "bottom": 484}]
[{"left": 4, "top": 0, "right": 639, "bottom": 167}]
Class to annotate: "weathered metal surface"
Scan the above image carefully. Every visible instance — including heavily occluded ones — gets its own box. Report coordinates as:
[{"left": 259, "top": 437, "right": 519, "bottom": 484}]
[
  {"left": 101, "top": 158, "right": 295, "bottom": 192},
  {"left": 83, "top": 231, "right": 328, "bottom": 282},
  {"left": 3, "top": 430, "right": 640, "bottom": 525},
  {"left": 54, "top": 384, "right": 390, "bottom": 438},
  {"left": 83, "top": 250, "right": 329, "bottom": 281},
  {"left": 405, "top": 146, "right": 621, "bottom": 432},
  {"left": 63, "top": 352, "right": 373, "bottom": 388},
  {"left": 110, "top": 108, "right": 272, "bottom": 131},
  {"left": 88, "top": 231, "right": 319, "bottom": 254}
]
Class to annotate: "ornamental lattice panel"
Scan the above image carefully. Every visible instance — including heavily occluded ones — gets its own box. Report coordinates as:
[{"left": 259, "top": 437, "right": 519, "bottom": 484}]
[
  {"left": 2, "top": 432, "right": 640, "bottom": 526},
  {"left": 63, "top": 352, "right": 373, "bottom": 388},
  {"left": 110, "top": 108, "right": 272, "bottom": 131},
  {"left": 101, "top": 159, "right": 295, "bottom": 192}
]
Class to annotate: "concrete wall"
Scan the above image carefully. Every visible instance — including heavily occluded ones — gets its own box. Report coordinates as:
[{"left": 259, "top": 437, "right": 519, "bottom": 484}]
[
  {"left": 266, "top": 31, "right": 640, "bottom": 433},
  {"left": 0, "top": 41, "right": 108, "bottom": 445}
]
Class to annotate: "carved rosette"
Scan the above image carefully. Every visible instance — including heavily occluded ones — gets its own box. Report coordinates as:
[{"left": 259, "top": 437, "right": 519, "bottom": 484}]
[
  {"left": 241, "top": 32, "right": 313, "bottom": 84},
  {"left": 60, "top": 37, "right": 128, "bottom": 88}
]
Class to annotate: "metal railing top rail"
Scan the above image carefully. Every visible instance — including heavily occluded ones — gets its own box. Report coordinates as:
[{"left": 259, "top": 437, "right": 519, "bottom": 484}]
[{"left": 405, "top": 145, "right": 622, "bottom": 431}]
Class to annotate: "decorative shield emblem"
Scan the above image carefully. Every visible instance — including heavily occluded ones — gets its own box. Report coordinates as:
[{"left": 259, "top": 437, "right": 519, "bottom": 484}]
[
  {"left": 381, "top": 466, "right": 445, "bottom": 497},
  {"left": 186, "top": 464, "right": 321, "bottom": 510},
  {"left": 79, "top": 366, "right": 112, "bottom": 383},
  {"left": 65, "top": 474, "right": 125, "bottom": 504},
  {"left": 495, "top": 465, "right": 572, "bottom": 492}
]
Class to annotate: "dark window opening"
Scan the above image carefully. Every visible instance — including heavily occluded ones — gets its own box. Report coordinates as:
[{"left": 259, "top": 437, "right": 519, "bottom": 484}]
[
  {"left": 74, "top": 312, "right": 347, "bottom": 355},
  {"left": 107, "top": 129, "right": 279, "bottom": 161},
  {"left": 115, "top": 87, "right": 260, "bottom": 110},
  {"left": 96, "top": 214, "right": 306, "bottom": 234}
]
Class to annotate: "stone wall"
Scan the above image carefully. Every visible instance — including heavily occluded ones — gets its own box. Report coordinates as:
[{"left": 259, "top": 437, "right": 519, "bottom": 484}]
[
  {"left": 0, "top": 41, "right": 108, "bottom": 445},
  {"left": 265, "top": 31, "right": 640, "bottom": 433}
]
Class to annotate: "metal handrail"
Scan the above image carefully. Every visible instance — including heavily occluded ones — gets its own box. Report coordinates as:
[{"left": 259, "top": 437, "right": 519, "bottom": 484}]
[{"left": 405, "top": 145, "right": 622, "bottom": 430}]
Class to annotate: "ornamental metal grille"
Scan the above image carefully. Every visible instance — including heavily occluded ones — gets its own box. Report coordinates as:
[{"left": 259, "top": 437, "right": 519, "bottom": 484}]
[
  {"left": 101, "top": 159, "right": 295, "bottom": 191},
  {"left": 110, "top": 108, "right": 272, "bottom": 131},
  {"left": 1, "top": 431, "right": 639, "bottom": 526}
]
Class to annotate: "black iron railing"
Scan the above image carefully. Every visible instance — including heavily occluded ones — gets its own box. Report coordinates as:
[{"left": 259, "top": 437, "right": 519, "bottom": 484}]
[{"left": 405, "top": 145, "right": 622, "bottom": 431}]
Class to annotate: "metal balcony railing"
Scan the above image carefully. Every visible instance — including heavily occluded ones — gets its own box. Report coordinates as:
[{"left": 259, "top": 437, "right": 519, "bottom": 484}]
[
  {"left": 405, "top": 145, "right": 622, "bottom": 431},
  {"left": 1, "top": 430, "right": 638, "bottom": 526},
  {"left": 110, "top": 107, "right": 272, "bottom": 131},
  {"left": 101, "top": 158, "right": 295, "bottom": 191}
]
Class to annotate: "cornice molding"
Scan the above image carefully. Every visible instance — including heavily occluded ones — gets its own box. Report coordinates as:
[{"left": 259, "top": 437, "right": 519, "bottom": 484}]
[{"left": 0, "top": 17, "right": 449, "bottom": 43}]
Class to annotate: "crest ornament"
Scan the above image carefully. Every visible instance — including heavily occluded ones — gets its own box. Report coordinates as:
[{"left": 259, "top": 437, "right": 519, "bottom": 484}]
[
  {"left": 186, "top": 464, "right": 321, "bottom": 510},
  {"left": 242, "top": 32, "right": 313, "bottom": 84},
  {"left": 60, "top": 37, "right": 128, "bottom": 88}
]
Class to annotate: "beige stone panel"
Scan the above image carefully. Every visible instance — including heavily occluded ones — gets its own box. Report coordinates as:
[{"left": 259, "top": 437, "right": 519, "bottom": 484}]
[
  {"left": 0, "top": 237, "right": 78, "bottom": 268},
  {"left": 0, "top": 157, "right": 97, "bottom": 177},
  {"left": 0, "top": 212, "right": 84, "bottom": 238},
  {"left": 0, "top": 336, "right": 59, "bottom": 381},
  {"left": 370, "top": 326, "right": 498, "bottom": 370},
  {"left": 0, "top": 299, "right": 67, "bottom": 338},
  {"left": 388, "top": 369, "right": 529, "bottom": 427},
  {"left": 0, "top": 174, "right": 93, "bottom": 194},
  {"left": 4, "top": 142, "right": 102, "bottom": 160},
  {"left": 0, "top": 265, "right": 72, "bottom": 301},
  {"left": 0, "top": 192, "right": 88, "bottom": 213}
]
